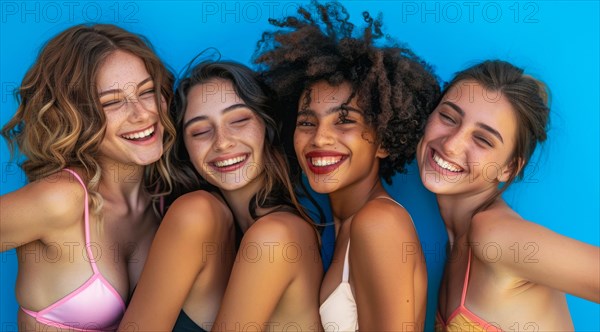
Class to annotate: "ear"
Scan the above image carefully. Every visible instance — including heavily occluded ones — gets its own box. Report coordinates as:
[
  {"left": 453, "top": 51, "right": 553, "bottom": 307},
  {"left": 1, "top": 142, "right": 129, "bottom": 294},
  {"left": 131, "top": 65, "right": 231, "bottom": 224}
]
[
  {"left": 376, "top": 144, "right": 389, "bottom": 159},
  {"left": 498, "top": 157, "right": 524, "bottom": 182}
]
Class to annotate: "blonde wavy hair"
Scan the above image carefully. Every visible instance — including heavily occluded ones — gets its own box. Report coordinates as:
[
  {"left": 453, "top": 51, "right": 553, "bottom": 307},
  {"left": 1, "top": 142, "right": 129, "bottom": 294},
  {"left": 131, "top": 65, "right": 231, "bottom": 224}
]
[{"left": 1, "top": 24, "right": 176, "bottom": 217}]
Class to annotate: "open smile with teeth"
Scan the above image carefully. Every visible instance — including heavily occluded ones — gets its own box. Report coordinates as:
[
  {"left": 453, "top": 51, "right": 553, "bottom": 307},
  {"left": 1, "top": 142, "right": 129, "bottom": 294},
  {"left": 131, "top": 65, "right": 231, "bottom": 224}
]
[
  {"left": 433, "top": 152, "right": 463, "bottom": 172},
  {"left": 310, "top": 156, "right": 343, "bottom": 167},
  {"left": 122, "top": 126, "right": 155, "bottom": 140},
  {"left": 214, "top": 155, "right": 247, "bottom": 168}
]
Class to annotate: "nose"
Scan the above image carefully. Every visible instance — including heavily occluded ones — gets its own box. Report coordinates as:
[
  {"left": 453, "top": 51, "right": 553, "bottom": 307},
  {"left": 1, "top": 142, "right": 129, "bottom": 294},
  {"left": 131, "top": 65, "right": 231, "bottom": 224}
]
[
  {"left": 441, "top": 128, "right": 467, "bottom": 157},
  {"left": 127, "top": 97, "right": 151, "bottom": 122},
  {"left": 213, "top": 127, "right": 234, "bottom": 151},
  {"left": 311, "top": 124, "right": 335, "bottom": 147}
]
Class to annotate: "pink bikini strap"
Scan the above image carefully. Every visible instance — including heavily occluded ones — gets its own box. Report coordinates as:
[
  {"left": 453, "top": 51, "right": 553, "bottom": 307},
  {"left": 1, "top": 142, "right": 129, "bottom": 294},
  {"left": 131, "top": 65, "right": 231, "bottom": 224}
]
[
  {"left": 63, "top": 169, "right": 99, "bottom": 275},
  {"left": 460, "top": 247, "right": 473, "bottom": 306},
  {"left": 342, "top": 240, "right": 351, "bottom": 282}
]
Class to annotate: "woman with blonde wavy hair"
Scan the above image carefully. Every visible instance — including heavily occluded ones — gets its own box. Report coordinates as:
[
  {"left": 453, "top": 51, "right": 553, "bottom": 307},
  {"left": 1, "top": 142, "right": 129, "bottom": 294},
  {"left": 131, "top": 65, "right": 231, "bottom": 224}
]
[{"left": 0, "top": 24, "right": 175, "bottom": 331}]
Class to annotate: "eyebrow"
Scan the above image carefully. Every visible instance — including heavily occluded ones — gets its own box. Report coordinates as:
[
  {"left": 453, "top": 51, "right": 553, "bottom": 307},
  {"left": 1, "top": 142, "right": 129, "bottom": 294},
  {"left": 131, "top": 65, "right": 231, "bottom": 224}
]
[
  {"left": 182, "top": 103, "right": 250, "bottom": 130},
  {"left": 297, "top": 105, "right": 364, "bottom": 117},
  {"left": 442, "top": 101, "right": 504, "bottom": 144},
  {"left": 98, "top": 77, "right": 154, "bottom": 97}
]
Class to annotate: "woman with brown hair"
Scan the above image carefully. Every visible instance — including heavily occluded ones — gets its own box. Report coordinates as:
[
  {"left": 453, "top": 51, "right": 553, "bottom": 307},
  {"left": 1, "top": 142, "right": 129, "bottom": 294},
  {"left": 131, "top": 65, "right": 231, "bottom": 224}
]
[
  {"left": 119, "top": 60, "right": 323, "bottom": 331},
  {"left": 0, "top": 24, "right": 175, "bottom": 331},
  {"left": 418, "top": 60, "right": 600, "bottom": 331}
]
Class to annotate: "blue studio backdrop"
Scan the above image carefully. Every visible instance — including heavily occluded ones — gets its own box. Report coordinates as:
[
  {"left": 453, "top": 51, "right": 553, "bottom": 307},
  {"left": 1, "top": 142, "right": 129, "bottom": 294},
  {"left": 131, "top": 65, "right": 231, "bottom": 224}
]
[{"left": 1, "top": 1, "right": 599, "bottom": 330}]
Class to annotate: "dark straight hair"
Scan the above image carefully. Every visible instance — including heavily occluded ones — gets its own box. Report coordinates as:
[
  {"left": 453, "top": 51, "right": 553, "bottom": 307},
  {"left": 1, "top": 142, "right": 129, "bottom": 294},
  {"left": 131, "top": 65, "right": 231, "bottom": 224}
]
[{"left": 169, "top": 60, "right": 312, "bottom": 222}]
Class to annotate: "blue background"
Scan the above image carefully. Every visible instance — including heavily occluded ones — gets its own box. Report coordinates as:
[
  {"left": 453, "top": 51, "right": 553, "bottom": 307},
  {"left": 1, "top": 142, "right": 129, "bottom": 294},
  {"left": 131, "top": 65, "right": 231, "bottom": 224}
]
[{"left": 1, "top": 1, "right": 598, "bottom": 330}]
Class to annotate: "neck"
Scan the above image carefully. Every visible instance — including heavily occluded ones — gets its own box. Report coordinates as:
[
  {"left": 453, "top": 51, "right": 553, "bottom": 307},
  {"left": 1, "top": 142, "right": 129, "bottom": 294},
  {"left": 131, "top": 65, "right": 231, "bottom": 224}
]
[
  {"left": 436, "top": 186, "right": 498, "bottom": 244},
  {"left": 221, "top": 175, "right": 266, "bottom": 233},
  {"left": 328, "top": 166, "right": 386, "bottom": 230},
  {"left": 98, "top": 160, "right": 148, "bottom": 212}
]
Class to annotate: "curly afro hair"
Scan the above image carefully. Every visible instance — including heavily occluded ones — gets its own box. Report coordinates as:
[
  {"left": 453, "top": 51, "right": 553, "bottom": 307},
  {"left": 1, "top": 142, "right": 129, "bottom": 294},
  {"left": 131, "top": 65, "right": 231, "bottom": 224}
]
[{"left": 254, "top": 0, "right": 441, "bottom": 183}]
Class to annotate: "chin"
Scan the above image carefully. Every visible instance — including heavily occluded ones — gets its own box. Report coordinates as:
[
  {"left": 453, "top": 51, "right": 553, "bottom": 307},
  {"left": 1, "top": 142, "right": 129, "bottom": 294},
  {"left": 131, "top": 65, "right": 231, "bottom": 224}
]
[
  {"left": 135, "top": 153, "right": 163, "bottom": 166},
  {"left": 216, "top": 181, "right": 251, "bottom": 192},
  {"left": 419, "top": 172, "right": 444, "bottom": 194},
  {"left": 305, "top": 179, "right": 338, "bottom": 195}
]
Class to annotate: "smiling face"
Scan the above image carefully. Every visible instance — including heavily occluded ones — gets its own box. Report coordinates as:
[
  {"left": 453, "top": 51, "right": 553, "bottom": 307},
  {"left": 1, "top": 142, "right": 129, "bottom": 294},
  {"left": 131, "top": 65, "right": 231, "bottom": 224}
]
[
  {"left": 416, "top": 80, "right": 518, "bottom": 196},
  {"left": 96, "top": 50, "right": 165, "bottom": 166},
  {"left": 183, "top": 78, "right": 266, "bottom": 192},
  {"left": 293, "top": 80, "right": 388, "bottom": 194}
]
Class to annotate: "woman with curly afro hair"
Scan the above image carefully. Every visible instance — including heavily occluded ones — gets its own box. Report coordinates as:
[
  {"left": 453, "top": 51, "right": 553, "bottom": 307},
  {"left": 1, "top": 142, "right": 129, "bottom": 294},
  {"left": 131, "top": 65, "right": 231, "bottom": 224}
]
[{"left": 254, "top": 1, "right": 441, "bottom": 330}]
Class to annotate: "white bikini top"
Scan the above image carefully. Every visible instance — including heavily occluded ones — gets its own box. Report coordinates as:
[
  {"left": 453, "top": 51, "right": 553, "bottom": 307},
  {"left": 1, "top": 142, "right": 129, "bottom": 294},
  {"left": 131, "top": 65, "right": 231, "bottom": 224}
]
[
  {"left": 319, "top": 240, "right": 357, "bottom": 332},
  {"left": 319, "top": 196, "right": 411, "bottom": 332}
]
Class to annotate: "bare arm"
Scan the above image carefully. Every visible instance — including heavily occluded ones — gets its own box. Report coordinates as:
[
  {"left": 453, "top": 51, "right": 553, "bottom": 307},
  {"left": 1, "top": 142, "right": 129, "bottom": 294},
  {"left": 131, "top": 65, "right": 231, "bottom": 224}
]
[
  {"left": 119, "top": 191, "right": 231, "bottom": 331},
  {"left": 351, "top": 200, "right": 426, "bottom": 331},
  {"left": 470, "top": 211, "right": 600, "bottom": 303},
  {"left": 212, "top": 214, "right": 302, "bottom": 331},
  {"left": 0, "top": 172, "right": 84, "bottom": 251}
]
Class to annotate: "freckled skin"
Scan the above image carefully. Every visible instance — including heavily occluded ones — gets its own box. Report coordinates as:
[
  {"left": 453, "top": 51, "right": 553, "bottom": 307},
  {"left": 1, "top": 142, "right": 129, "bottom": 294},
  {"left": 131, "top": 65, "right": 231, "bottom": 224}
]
[{"left": 417, "top": 81, "right": 598, "bottom": 331}]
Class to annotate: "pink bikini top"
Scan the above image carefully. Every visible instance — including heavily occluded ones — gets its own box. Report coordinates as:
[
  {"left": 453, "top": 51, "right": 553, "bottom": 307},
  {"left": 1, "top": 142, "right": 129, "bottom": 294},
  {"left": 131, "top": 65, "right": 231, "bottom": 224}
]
[
  {"left": 435, "top": 248, "right": 502, "bottom": 332},
  {"left": 21, "top": 169, "right": 126, "bottom": 331}
]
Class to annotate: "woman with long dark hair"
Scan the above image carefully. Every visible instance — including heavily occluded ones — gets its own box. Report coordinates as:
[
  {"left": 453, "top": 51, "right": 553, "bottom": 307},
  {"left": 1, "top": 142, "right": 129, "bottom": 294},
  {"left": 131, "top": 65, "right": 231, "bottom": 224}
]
[{"left": 120, "top": 61, "right": 323, "bottom": 331}]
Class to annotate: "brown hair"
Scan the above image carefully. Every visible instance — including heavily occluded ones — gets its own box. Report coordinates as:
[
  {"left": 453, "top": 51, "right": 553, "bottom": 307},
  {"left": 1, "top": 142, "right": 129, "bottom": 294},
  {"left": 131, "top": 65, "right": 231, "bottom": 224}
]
[
  {"left": 2, "top": 24, "right": 175, "bottom": 216},
  {"left": 445, "top": 60, "right": 550, "bottom": 214},
  {"left": 170, "top": 60, "right": 309, "bottom": 221}
]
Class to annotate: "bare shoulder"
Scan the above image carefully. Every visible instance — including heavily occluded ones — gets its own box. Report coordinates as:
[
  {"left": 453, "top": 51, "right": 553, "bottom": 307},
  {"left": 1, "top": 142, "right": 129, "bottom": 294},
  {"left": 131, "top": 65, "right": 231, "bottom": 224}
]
[
  {"left": 350, "top": 197, "right": 418, "bottom": 244},
  {"left": 469, "top": 206, "right": 526, "bottom": 243},
  {"left": 238, "top": 211, "right": 319, "bottom": 275},
  {"left": 163, "top": 190, "right": 233, "bottom": 237},
  {"left": 1, "top": 170, "right": 91, "bottom": 247},
  {"left": 169, "top": 190, "right": 229, "bottom": 215},
  {"left": 469, "top": 206, "right": 540, "bottom": 263},
  {"left": 22, "top": 170, "right": 86, "bottom": 228},
  {"left": 244, "top": 211, "right": 317, "bottom": 245},
  {"left": 349, "top": 197, "right": 422, "bottom": 278}
]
